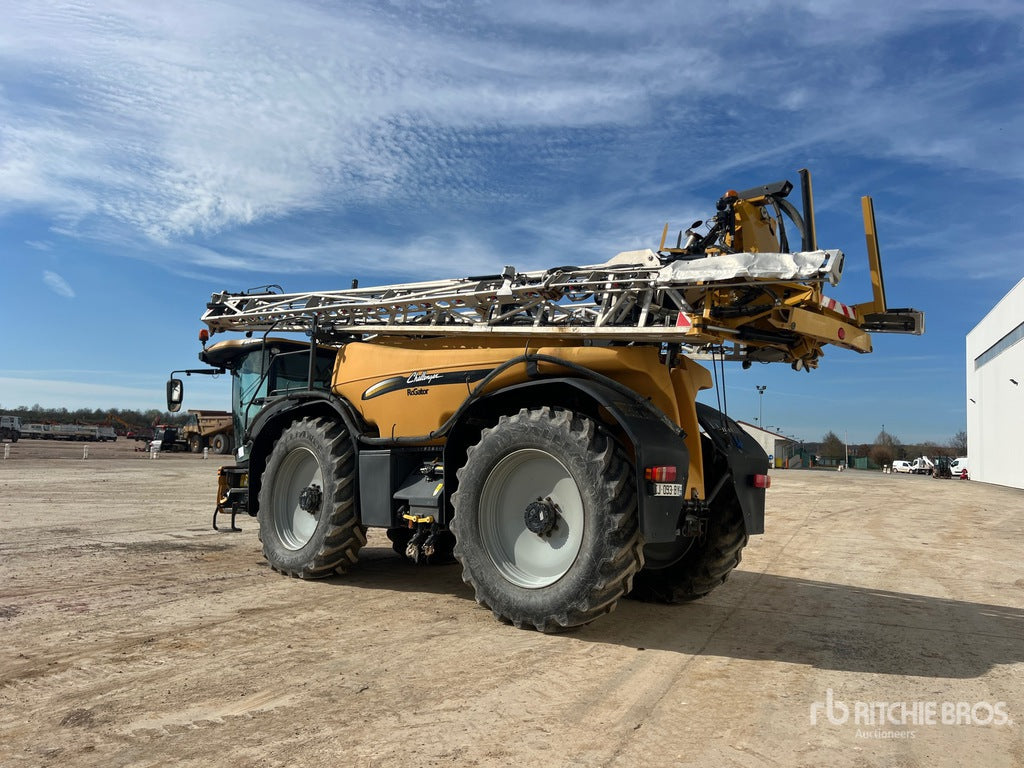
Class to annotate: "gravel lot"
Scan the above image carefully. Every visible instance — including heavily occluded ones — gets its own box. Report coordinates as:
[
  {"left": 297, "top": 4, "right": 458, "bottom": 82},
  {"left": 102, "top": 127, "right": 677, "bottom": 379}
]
[{"left": 1, "top": 438, "right": 1022, "bottom": 767}]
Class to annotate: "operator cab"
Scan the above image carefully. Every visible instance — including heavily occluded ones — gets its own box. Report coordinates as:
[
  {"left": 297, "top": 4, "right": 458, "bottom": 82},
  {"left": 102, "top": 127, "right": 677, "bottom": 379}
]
[
  {"left": 167, "top": 337, "right": 338, "bottom": 453},
  {"left": 200, "top": 338, "right": 337, "bottom": 447}
]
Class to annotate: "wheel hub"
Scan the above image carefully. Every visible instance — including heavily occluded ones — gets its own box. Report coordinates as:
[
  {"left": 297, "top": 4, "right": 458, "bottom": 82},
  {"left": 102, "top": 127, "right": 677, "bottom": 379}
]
[
  {"left": 298, "top": 484, "right": 322, "bottom": 514},
  {"left": 524, "top": 497, "right": 559, "bottom": 536},
  {"left": 478, "top": 448, "right": 584, "bottom": 588}
]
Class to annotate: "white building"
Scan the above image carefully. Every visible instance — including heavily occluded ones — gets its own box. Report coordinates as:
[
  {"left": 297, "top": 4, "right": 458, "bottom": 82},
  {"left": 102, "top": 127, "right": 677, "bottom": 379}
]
[
  {"left": 966, "top": 278, "right": 1024, "bottom": 489},
  {"left": 738, "top": 422, "right": 797, "bottom": 468}
]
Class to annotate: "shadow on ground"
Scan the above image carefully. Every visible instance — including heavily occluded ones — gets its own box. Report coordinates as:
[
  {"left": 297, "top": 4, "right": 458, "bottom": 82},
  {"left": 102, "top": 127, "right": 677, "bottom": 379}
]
[
  {"left": 339, "top": 549, "right": 1024, "bottom": 679},
  {"left": 587, "top": 570, "right": 1024, "bottom": 679}
]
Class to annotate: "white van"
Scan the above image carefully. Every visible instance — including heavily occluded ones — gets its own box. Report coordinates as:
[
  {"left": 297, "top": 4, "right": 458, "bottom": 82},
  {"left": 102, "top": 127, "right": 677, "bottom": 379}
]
[
  {"left": 949, "top": 457, "right": 969, "bottom": 478},
  {"left": 891, "top": 460, "right": 912, "bottom": 473}
]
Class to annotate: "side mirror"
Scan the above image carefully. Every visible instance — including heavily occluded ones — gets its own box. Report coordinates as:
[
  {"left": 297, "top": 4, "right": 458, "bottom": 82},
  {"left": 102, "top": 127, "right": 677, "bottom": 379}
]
[{"left": 166, "top": 378, "right": 184, "bottom": 412}]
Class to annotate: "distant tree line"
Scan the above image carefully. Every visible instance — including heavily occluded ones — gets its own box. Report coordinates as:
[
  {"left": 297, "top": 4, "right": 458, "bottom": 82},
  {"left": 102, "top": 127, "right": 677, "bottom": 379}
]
[
  {"left": 0, "top": 404, "right": 189, "bottom": 432},
  {"left": 810, "top": 429, "right": 968, "bottom": 468}
]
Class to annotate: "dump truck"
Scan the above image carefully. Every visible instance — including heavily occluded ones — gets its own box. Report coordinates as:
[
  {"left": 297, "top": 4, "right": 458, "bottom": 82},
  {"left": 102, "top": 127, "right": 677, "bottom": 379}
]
[
  {"left": 167, "top": 170, "right": 923, "bottom": 631},
  {"left": 182, "top": 410, "right": 234, "bottom": 454},
  {"left": 147, "top": 411, "right": 233, "bottom": 453}
]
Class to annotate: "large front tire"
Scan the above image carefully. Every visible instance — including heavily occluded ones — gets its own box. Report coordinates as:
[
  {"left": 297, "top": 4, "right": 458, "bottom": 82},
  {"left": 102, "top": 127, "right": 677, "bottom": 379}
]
[
  {"left": 258, "top": 416, "right": 365, "bottom": 578},
  {"left": 451, "top": 407, "right": 643, "bottom": 632}
]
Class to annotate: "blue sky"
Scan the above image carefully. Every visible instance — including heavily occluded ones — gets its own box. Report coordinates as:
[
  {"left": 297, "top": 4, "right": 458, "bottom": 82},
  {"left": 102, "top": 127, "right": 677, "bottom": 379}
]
[{"left": 1, "top": 0, "right": 1021, "bottom": 445}]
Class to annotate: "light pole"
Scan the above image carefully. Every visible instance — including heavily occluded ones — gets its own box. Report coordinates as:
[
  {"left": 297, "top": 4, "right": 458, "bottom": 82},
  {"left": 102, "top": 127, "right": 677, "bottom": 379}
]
[{"left": 756, "top": 385, "right": 767, "bottom": 426}]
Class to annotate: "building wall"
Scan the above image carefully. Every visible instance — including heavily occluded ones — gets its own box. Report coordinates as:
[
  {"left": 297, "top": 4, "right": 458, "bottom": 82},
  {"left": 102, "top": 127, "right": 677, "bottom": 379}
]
[
  {"left": 738, "top": 423, "right": 791, "bottom": 468},
  {"left": 966, "top": 278, "right": 1024, "bottom": 489}
]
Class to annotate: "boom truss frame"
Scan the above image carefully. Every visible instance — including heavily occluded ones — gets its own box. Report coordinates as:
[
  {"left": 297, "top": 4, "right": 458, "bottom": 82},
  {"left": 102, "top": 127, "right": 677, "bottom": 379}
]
[{"left": 201, "top": 246, "right": 924, "bottom": 370}]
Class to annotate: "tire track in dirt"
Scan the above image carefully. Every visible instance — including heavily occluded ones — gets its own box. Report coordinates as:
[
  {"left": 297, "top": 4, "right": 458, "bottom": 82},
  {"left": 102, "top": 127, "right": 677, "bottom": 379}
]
[{"left": 118, "top": 689, "right": 300, "bottom": 734}]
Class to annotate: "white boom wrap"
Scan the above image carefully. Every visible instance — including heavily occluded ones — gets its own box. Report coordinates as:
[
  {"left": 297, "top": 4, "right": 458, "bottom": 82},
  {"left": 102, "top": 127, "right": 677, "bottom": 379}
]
[{"left": 202, "top": 249, "right": 846, "bottom": 347}]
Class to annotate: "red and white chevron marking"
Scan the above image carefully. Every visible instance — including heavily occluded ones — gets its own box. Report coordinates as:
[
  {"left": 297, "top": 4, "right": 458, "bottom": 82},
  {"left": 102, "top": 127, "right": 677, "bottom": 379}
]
[{"left": 820, "top": 296, "right": 857, "bottom": 321}]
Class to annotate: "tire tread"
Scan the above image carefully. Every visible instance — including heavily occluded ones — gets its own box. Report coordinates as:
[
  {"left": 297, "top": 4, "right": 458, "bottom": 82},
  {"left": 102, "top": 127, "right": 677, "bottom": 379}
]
[
  {"left": 259, "top": 416, "right": 365, "bottom": 579},
  {"left": 452, "top": 406, "right": 643, "bottom": 632}
]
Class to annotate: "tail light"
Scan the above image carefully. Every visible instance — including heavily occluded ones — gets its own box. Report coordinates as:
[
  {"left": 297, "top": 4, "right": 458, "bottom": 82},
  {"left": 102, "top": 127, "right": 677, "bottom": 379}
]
[
  {"left": 645, "top": 465, "right": 678, "bottom": 483},
  {"left": 751, "top": 474, "right": 771, "bottom": 489}
]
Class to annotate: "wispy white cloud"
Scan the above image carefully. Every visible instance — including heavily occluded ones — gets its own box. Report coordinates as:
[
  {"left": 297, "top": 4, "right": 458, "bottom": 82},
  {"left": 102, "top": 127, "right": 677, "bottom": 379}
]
[
  {"left": 42, "top": 270, "right": 74, "bottom": 298},
  {"left": 0, "top": 0, "right": 1021, "bottom": 274},
  {"left": 0, "top": 1, "right": 711, "bottom": 242}
]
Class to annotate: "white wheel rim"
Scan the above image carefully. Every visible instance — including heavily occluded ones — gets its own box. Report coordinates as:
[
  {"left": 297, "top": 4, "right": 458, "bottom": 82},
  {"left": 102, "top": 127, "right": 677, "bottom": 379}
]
[
  {"left": 478, "top": 448, "right": 584, "bottom": 588},
  {"left": 271, "top": 447, "right": 323, "bottom": 550}
]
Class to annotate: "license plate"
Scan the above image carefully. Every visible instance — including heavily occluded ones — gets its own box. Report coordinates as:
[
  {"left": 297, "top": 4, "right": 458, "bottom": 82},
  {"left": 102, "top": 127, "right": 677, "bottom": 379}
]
[{"left": 653, "top": 483, "right": 683, "bottom": 497}]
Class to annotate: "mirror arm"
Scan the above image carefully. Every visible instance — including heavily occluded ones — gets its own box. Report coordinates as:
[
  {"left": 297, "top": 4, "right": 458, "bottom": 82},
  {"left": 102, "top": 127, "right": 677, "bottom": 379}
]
[
  {"left": 171, "top": 368, "right": 227, "bottom": 377},
  {"left": 165, "top": 368, "right": 227, "bottom": 413}
]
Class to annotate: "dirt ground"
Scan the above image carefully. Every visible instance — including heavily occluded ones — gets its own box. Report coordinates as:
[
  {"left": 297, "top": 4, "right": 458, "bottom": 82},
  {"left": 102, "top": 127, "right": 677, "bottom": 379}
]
[{"left": 0, "top": 438, "right": 1022, "bottom": 767}]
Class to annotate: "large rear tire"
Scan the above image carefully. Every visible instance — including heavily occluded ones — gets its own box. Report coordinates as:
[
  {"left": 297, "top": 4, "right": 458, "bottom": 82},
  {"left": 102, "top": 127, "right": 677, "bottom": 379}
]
[
  {"left": 451, "top": 407, "right": 643, "bottom": 632},
  {"left": 258, "top": 416, "right": 365, "bottom": 578},
  {"left": 628, "top": 479, "right": 747, "bottom": 604},
  {"left": 211, "top": 433, "right": 228, "bottom": 454}
]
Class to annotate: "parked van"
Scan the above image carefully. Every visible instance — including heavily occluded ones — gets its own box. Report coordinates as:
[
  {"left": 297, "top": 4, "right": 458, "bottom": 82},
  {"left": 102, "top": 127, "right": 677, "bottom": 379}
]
[
  {"left": 950, "top": 457, "right": 969, "bottom": 478},
  {"left": 891, "top": 460, "right": 912, "bottom": 473}
]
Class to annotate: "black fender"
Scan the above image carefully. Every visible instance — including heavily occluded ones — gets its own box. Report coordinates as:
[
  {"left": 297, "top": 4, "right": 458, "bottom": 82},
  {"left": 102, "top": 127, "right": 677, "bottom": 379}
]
[
  {"left": 243, "top": 391, "right": 365, "bottom": 517},
  {"left": 695, "top": 402, "right": 768, "bottom": 535},
  {"left": 447, "top": 377, "right": 689, "bottom": 545}
]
